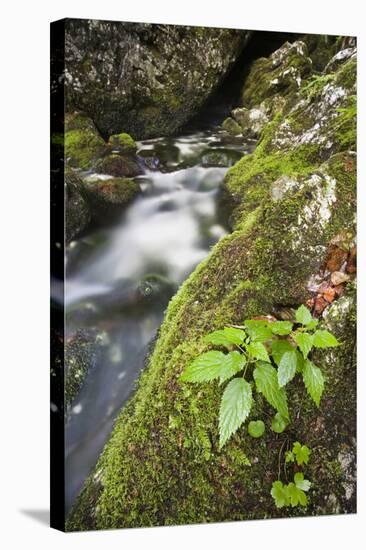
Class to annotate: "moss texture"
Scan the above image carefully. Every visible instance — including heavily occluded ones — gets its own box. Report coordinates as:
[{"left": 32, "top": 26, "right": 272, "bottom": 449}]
[
  {"left": 65, "top": 113, "right": 105, "bottom": 170},
  {"left": 67, "top": 41, "right": 356, "bottom": 531}
]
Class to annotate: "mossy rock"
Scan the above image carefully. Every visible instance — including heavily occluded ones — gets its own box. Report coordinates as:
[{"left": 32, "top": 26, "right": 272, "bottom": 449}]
[
  {"left": 67, "top": 45, "right": 356, "bottom": 529},
  {"left": 222, "top": 117, "right": 242, "bottom": 136},
  {"left": 95, "top": 153, "right": 142, "bottom": 178},
  {"left": 108, "top": 133, "right": 137, "bottom": 154},
  {"left": 81, "top": 177, "right": 141, "bottom": 222},
  {"left": 241, "top": 40, "right": 312, "bottom": 108},
  {"left": 65, "top": 112, "right": 106, "bottom": 170}
]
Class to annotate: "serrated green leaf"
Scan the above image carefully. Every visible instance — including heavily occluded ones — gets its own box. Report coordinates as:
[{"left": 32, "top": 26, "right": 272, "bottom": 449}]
[
  {"left": 304, "top": 319, "right": 319, "bottom": 331},
  {"left": 271, "top": 340, "right": 295, "bottom": 367},
  {"left": 287, "top": 482, "right": 308, "bottom": 507},
  {"left": 295, "top": 304, "right": 313, "bottom": 325},
  {"left": 247, "top": 341, "right": 270, "bottom": 363},
  {"left": 295, "top": 349, "right": 305, "bottom": 372},
  {"left": 271, "top": 412, "right": 288, "bottom": 433},
  {"left": 278, "top": 350, "right": 297, "bottom": 387},
  {"left": 294, "top": 332, "right": 313, "bottom": 358},
  {"left": 180, "top": 351, "right": 231, "bottom": 383},
  {"left": 204, "top": 327, "right": 245, "bottom": 348},
  {"left": 248, "top": 420, "right": 265, "bottom": 438},
  {"left": 271, "top": 481, "right": 290, "bottom": 508},
  {"left": 253, "top": 362, "right": 289, "bottom": 420},
  {"left": 313, "top": 329, "right": 340, "bottom": 348},
  {"left": 244, "top": 320, "right": 272, "bottom": 342},
  {"left": 270, "top": 321, "right": 293, "bottom": 335},
  {"left": 285, "top": 450, "right": 295, "bottom": 463},
  {"left": 303, "top": 359, "right": 324, "bottom": 407},
  {"left": 293, "top": 441, "right": 311, "bottom": 465},
  {"left": 219, "top": 378, "right": 252, "bottom": 448},
  {"left": 294, "top": 472, "right": 311, "bottom": 492},
  {"left": 219, "top": 351, "right": 247, "bottom": 384}
]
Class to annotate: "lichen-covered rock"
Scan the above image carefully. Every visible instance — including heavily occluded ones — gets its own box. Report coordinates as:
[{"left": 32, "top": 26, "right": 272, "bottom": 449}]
[
  {"left": 67, "top": 41, "right": 356, "bottom": 531},
  {"left": 241, "top": 40, "right": 312, "bottom": 108},
  {"left": 81, "top": 177, "right": 141, "bottom": 222},
  {"left": 65, "top": 170, "right": 91, "bottom": 242},
  {"left": 65, "top": 112, "right": 105, "bottom": 170},
  {"left": 232, "top": 105, "right": 269, "bottom": 139},
  {"left": 65, "top": 19, "right": 251, "bottom": 139}
]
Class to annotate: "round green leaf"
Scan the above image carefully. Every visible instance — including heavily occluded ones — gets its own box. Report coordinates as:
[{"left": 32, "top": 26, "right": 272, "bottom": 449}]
[
  {"left": 271, "top": 412, "right": 288, "bottom": 433},
  {"left": 248, "top": 420, "right": 265, "bottom": 438}
]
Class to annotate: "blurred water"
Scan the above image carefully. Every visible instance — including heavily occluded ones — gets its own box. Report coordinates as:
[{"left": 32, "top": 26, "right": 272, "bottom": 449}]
[{"left": 65, "top": 128, "right": 255, "bottom": 512}]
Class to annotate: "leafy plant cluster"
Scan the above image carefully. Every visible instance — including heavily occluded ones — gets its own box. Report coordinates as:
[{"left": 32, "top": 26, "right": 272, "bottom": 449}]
[
  {"left": 180, "top": 305, "right": 339, "bottom": 449},
  {"left": 271, "top": 441, "right": 312, "bottom": 508}
]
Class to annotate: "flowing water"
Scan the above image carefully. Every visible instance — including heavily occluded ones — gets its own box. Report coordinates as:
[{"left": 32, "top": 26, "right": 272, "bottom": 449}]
[{"left": 64, "top": 128, "right": 255, "bottom": 512}]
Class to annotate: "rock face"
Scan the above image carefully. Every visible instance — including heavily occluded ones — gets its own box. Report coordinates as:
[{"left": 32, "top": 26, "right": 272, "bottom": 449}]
[
  {"left": 67, "top": 39, "right": 356, "bottom": 530},
  {"left": 64, "top": 19, "right": 251, "bottom": 139}
]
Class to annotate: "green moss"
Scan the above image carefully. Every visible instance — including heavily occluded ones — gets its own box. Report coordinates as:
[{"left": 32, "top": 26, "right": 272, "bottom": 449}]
[
  {"left": 108, "top": 132, "right": 136, "bottom": 152},
  {"left": 65, "top": 113, "right": 105, "bottom": 170}
]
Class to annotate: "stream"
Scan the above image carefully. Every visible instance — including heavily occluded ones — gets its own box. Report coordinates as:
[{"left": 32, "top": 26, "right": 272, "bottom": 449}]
[{"left": 65, "top": 127, "right": 255, "bottom": 512}]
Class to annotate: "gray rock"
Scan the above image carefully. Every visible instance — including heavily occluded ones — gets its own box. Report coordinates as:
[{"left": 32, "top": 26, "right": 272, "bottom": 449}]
[{"left": 65, "top": 19, "right": 251, "bottom": 139}]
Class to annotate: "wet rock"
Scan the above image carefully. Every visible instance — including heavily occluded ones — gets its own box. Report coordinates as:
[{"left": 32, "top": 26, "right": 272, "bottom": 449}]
[
  {"left": 107, "top": 133, "right": 137, "bottom": 154},
  {"left": 81, "top": 178, "right": 141, "bottom": 222},
  {"left": 222, "top": 117, "right": 242, "bottom": 136},
  {"left": 65, "top": 328, "right": 101, "bottom": 407},
  {"left": 201, "top": 149, "right": 242, "bottom": 168},
  {"left": 65, "top": 170, "right": 91, "bottom": 242},
  {"left": 65, "top": 20, "right": 251, "bottom": 139},
  {"left": 95, "top": 154, "right": 142, "bottom": 178}
]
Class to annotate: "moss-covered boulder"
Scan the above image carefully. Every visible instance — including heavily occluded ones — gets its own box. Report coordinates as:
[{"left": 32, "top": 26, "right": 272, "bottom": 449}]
[
  {"left": 81, "top": 177, "right": 140, "bottom": 222},
  {"left": 222, "top": 117, "right": 242, "bottom": 136},
  {"left": 65, "top": 19, "right": 251, "bottom": 139},
  {"left": 67, "top": 43, "right": 356, "bottom": 530},
  {"left": 65, "top": 112, "right": 105, "bottom": 170},
  {"left": 241, "top": 40, "right": 312, "bottom": 108},
  {"left": 108, "top": 133, "right": 137, "bottom": 154},
  {"left": 95, "top": 154, "right": 142, "bottom": 178}
]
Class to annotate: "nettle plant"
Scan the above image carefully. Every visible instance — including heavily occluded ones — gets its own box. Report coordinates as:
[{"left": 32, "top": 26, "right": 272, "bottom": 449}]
[
  {"left": 180, "top": 305, "right": 339, "bottom": 449},
  {"left": 271, "top": 441, "right": 312, "bottom": 508}
]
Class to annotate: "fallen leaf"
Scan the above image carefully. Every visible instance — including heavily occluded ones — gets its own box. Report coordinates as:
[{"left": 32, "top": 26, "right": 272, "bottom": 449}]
[
  {"left": 314, "top": 295, "right": 328, "bottom": 316},
  {"left": 325, "top": 246, "right": 348, "bottom": 272},
  {"left": 323, "top": 287, "right": 336, "bottom": 303},
  {"left": 331, "top": 271, "right": 351, "bottom": 286}
]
